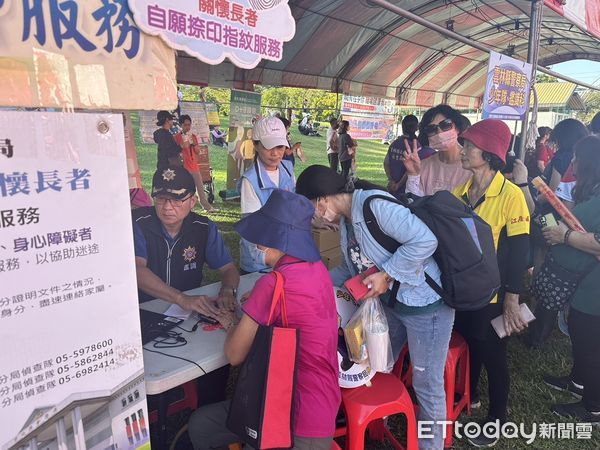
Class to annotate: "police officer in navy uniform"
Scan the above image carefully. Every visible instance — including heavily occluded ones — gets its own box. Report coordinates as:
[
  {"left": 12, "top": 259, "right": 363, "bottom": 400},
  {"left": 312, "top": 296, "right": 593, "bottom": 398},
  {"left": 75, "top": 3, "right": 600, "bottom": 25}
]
[
  {"left": 133, "top": 167, "right": 239, "bottom": 420},
  {"left": 133, "top": 166, "right": 239, "bottom": 315}
]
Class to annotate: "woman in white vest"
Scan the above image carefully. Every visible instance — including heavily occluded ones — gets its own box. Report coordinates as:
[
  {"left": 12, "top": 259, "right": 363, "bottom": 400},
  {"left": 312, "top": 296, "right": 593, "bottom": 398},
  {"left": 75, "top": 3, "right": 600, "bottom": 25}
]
[{"left": 238, "top": 116, "right": 295, "bottom": 273}]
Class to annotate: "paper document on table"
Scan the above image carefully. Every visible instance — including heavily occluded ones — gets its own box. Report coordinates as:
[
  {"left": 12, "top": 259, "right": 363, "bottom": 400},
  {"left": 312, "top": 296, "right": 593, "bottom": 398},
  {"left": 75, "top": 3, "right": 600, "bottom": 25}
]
[{"left": 163, "top": 304, "right": 194, "bottom": 320}]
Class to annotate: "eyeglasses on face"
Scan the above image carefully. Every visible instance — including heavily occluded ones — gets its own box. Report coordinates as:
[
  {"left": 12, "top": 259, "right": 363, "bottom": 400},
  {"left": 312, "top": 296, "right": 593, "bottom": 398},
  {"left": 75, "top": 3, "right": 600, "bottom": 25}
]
[
  {"left": 424, "top": 118, "right": 454, "bottom": 136},
  {"left": 155, "top": 195, "right": 192, "bottom": 208}
]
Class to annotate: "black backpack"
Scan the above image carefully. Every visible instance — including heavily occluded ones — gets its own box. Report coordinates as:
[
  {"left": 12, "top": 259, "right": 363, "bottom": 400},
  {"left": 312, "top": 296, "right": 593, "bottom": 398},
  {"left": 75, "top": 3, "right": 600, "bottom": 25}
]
[{"left": 363, "top": 191, "right": 500, "bottom": 311}]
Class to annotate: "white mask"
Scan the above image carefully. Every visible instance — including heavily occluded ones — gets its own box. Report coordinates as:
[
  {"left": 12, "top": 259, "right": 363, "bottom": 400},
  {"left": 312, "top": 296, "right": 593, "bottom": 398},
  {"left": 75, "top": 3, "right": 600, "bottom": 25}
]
[
  {"left": 323, "top": 206, "right": 339, "bottom": 223},
  {"left": 428, "top": 129, "right": 458, "bottom": 151},
  {"left": 318, "top": 198, "right": 340, "bottom": 224},
  {"left": 251, "top": 244, "right": 267, "bottom": 266}
]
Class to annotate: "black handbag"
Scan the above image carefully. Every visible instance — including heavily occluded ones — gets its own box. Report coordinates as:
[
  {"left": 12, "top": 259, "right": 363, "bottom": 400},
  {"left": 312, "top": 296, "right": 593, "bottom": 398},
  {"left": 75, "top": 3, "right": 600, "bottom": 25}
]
[{"left": 531, "top": 252, "right": 597, "bottom": 311}]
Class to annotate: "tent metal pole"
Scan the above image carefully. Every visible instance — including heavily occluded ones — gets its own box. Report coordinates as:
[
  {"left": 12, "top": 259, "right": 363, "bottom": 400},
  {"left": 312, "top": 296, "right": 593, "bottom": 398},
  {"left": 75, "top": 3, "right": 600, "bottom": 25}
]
[
  {"left": 368, "top": 0, "right": 600, "bottom": 91},
  {"left": 517, "top": 0, "right": 544, "bottom": 159}
]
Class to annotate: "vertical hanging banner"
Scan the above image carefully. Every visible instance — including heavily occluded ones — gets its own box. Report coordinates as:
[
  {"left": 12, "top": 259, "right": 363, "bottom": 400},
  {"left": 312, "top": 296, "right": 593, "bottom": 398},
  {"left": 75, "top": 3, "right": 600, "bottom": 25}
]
[
  {"left": 341, "top": 96, "right": 396, "bottom": 140},
  {"left": 128, "top": 0, "right": 296, "bottom": 69},
  {"left": 0, "top": 0, "right": 177, "bottom": 110},
  {"left": 227, "top": 90, "right": 262, "bottom": 190},
  {"left": 0, "top": 111, "right": 148, "bottom": 450},
  {"left": 482, "top": 51, "right": 532, "bottom": 121},
  {"left": 138, "top": 111, "right": 160, "bottom": 145},
  {"left": 123, "top": 112, "right": 142, "bottom": 189},
  {"left": 206, "top": 103, "right": 221, "bottom": 126}
]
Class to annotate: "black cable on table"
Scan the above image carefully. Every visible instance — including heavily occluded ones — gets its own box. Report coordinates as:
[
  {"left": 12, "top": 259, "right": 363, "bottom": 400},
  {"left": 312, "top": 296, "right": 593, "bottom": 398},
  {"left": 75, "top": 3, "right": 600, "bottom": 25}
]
[
  {"left": 143, "top": 347, "right": 207, "bottom": 376},
  {"left": 175, "top": 319, "right": 204, "bottom": 333}
]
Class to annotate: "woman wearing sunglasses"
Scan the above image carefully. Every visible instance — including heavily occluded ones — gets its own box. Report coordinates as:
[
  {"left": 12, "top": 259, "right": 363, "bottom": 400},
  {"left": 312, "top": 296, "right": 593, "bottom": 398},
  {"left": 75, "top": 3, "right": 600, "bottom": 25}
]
[{"left": 403, "top": 104, "right": 471, "bottom": 196}]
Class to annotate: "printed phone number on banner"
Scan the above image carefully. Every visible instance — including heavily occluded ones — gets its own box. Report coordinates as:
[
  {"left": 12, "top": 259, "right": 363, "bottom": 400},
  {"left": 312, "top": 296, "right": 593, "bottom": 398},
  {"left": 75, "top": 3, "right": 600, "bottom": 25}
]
[
  {"left": 56, "top": 340, "right": 116, "bottom": 384},
  {"left": 0, "top": 339, "right": 116, "bottom": 409}
]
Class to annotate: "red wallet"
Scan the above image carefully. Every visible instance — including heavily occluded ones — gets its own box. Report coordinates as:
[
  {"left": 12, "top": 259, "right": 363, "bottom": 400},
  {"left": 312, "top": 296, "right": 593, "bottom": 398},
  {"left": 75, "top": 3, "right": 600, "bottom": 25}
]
[{"left": 343, "top": 266, "right": 379, "bottom": 301}]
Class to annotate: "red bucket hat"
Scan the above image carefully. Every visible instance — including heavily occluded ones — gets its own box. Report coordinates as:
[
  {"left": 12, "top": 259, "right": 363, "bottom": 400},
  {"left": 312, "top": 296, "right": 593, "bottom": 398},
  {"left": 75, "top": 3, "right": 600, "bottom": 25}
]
[{"left": 460, "top": 119, "right": 512, "bottom": 164}]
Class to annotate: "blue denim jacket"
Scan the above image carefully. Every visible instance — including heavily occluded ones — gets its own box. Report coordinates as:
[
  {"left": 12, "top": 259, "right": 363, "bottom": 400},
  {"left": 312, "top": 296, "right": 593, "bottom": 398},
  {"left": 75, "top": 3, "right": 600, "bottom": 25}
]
[{"left": 330, "top": 189, "right": 442, "bottom": 307}]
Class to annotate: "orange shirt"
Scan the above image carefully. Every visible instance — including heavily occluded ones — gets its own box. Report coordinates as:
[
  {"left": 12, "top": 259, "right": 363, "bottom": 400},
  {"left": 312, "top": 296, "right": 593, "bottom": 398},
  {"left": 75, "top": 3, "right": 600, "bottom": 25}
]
[{"left": 174, "top": 132, "right": 199, "bottom": 173}]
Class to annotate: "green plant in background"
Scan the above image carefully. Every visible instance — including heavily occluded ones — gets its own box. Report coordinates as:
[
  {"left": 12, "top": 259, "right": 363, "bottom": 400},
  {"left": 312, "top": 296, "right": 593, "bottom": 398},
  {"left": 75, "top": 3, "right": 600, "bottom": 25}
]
[
  {"left": 577, "top": 91, "right": 600, "bottom": 125},
  {"left": 256, "top": 85, "right": 339, "bottom": 122},
  {"left": 179, "top": 84, "right": 340, "bottom": 122},
  {"left": 178, "top": 85, "right": 232, "bottom": 116},
  {"left": 203, "top": 87, "right": 232, "bottom": 116}
]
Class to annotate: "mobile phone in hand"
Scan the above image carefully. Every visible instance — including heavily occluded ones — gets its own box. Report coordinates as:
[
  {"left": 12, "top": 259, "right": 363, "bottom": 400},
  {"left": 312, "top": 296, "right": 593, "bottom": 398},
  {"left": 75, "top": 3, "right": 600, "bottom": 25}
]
[
  {"left": 539, "top": 213, "right": 558, "bottom": 228},
  {"left": 491, "top": 304, "right": 535, "bottom": 338}
]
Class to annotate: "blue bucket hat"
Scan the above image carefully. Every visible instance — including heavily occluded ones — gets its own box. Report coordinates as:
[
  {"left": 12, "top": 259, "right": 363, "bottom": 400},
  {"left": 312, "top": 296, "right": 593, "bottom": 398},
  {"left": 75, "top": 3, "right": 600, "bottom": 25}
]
[{"left": 234, "top": 190, "right": 321, "bottom": 263}]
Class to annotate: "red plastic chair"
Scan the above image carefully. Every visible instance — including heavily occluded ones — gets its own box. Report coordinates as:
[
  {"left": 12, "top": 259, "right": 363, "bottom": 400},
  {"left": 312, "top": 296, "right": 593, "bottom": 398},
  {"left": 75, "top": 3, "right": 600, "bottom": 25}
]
[
  {"left": 392, "top": 344, "right": 412, "bottom": 389},
  {"left": 338, "top": 372, "right": 418, "bottom": 450},
  {"left": 443, "top": 333, "right": 470, "bottom": 448},
  {"left": 391, "top": 332, "right": 471, "bottom": 448}
]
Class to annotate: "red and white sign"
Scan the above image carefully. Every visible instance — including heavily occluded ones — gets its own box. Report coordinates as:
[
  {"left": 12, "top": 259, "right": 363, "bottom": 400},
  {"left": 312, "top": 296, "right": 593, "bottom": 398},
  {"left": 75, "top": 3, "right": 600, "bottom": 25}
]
[{"left": 545, "top": 0, "right": 600, "bottom": 40}]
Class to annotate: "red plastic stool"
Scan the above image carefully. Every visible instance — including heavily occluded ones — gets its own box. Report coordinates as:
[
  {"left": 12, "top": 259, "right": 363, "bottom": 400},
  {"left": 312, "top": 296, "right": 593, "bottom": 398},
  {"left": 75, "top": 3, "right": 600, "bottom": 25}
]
[
  {"left": 392, "top": 344, "right": 412, "bottom": 389},
  {"left": 339, "top": 372, "right": 418, "bottom": 450},
  {"left": 443, "top": 332, "right": 470, "bottom": 448},
  {"left": 148, "top": 380, "right": 198, "bottom": 423},
  {"left": 390, "top": 332, "right": 471, "bottom": 448}
]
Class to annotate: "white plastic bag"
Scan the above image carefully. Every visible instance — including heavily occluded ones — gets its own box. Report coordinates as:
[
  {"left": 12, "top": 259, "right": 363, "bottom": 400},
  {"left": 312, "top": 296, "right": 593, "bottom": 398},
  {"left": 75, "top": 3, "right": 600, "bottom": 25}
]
[
  {"left": 362, "top": 297, "right": 394, "bottom": 373},
  {"left": 343, "top": 297, "right": 394, "bottom": 373}
]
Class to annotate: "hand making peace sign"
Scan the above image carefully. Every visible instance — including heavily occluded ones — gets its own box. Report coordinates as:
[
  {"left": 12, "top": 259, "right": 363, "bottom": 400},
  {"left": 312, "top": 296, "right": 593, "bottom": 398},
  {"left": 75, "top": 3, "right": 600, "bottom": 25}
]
[{"left": 401, "top": 138, "right": 421, "bottom": 176}]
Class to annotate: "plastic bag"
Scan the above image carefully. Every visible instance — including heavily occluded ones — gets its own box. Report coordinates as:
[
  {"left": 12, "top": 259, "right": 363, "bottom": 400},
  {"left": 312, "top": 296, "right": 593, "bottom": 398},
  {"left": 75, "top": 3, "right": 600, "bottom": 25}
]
[
  {"left": 362, "top": 297, "right": 394, "bottom": 373},
  {"left": 343, "top": 301, "right": 368, "bottom": 363},
  {"left": 343, "top": 297, "right": 394, "bottom": 373}
]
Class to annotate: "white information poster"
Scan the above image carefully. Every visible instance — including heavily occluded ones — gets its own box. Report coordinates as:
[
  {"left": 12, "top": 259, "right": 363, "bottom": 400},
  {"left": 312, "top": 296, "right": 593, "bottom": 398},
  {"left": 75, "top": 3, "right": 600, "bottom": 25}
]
[{"left": 0, "top": 112, "right": 149, "bottom": 450}]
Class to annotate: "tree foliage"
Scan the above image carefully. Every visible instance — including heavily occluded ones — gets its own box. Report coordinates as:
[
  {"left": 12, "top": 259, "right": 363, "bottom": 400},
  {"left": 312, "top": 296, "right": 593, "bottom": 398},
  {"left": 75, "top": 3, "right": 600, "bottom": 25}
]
[
  {"left": 203, "top": 88, "right": 232, "bottom": 116},
  {"left": 256, "top": 86, "right": 339, "bottom": 122},
  {"left": 178, "top": 84, "right": 339, "bottom": 121},
  {"left": 577, "top": 91, "right": 600, "bottom": 124},
  {"left": 536, "top": 73, "right": 559, "bottom": 83},
  {"left": 179, "top": 84, "right": 202, "bottom": 101},
  {"left": 177, "top": 85, "right": 232, "bottom": 115}
]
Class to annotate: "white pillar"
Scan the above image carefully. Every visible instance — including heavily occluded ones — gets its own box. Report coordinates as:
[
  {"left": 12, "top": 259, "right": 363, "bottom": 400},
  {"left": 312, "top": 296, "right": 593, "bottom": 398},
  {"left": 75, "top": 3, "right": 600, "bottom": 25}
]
[
  {"left": 71, "top": 407, "right": 87, "bottom": 450},
  {"left": 55, "top": 417, "right": 68, "bottom": 450},
  {"left": 28, "top": 438, "right": 38, "bottom": 450}
]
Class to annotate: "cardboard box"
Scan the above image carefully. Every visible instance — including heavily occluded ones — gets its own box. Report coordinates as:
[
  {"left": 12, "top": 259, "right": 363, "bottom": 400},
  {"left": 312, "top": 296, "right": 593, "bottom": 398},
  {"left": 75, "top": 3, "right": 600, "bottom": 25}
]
[
  {"left": 312, "top": 228, "right": 341, "bottom": 252},
  {"left": 321, "top": 246, "right": 342, "bottom": 269}
]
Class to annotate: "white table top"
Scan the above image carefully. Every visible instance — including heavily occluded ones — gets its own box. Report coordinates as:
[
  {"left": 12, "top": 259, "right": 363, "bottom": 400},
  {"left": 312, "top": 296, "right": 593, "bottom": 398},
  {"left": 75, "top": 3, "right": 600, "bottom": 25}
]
[{"left": 141, "top": 272, "right": 264, "bottom": 395}]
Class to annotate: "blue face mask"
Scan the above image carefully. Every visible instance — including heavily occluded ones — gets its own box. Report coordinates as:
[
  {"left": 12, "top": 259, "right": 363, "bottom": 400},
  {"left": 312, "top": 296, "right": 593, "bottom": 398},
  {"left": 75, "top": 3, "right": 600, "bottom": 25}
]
[{"left": 251, "top": 244, "right": 267, "bottom": 266}]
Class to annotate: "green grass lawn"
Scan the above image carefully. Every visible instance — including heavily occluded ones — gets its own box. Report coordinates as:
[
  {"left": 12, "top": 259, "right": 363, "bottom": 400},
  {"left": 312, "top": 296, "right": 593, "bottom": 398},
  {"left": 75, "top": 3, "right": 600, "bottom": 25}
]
[{"left": 133, "top": 113, "right": 599, "bottom": 449}]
